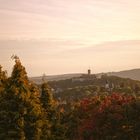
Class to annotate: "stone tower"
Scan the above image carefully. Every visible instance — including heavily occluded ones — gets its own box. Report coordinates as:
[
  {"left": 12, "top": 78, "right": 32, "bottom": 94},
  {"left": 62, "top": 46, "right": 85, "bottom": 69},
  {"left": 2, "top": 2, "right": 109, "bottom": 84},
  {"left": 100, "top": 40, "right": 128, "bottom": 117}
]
[{"left": 88, "top": 69, "right": 91, "bottom": 75}]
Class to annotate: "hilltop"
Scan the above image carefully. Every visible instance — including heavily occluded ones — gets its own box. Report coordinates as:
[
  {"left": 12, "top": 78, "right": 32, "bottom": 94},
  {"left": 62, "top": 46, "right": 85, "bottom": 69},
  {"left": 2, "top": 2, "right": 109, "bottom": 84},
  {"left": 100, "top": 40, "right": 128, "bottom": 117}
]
[
  {"left": 107, "top": 68, "right": 140, "bottom": 81},
  {"left": 30, "top": 68, "right": 140, "bottom": 84}
]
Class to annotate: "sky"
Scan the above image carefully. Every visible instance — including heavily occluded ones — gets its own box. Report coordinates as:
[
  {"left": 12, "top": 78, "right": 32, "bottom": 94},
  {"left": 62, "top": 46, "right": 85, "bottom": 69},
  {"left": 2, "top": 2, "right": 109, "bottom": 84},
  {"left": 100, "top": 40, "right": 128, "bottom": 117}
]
[{"left": 0, "top": 0, "right": 140, "bottom": 76}]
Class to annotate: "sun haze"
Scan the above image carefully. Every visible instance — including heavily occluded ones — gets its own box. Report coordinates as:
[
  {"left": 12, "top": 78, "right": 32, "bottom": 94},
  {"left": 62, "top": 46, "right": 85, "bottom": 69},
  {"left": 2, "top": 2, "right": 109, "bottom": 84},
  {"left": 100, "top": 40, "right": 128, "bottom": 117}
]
[{"left": 0, "top": 0, "right": 140, "bottom": 76}]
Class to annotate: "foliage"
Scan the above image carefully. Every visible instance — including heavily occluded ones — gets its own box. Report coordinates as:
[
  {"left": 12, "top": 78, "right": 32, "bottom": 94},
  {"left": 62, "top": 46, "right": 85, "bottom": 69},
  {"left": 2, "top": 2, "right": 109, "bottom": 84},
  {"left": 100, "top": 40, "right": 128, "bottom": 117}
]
[
  {"left": 0, "top": 57, "right": 48, "bottom": 140},
  {"left": 0, "top": 58, "right": 140, "bottom": 140},
  {"left": 77, "top": 93, "right": 140, "bottom": 140},
  {"left": 0, "top": 65, "right": 7, "bottom": 94}
]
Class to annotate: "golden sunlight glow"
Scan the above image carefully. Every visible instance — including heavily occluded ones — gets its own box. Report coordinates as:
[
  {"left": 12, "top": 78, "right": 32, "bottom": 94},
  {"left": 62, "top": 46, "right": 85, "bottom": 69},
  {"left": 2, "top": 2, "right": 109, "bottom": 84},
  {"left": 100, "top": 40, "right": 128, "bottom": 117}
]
[{"left": 0, "top": 0, "right": 140, "bottom": 76}]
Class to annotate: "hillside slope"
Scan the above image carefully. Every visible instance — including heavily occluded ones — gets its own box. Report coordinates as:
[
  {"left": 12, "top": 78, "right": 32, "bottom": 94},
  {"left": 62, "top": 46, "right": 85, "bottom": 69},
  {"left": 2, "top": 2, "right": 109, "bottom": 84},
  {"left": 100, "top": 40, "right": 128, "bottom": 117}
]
[
  {"left": 30, "top": 73, "right": 82, "bottom": 84},
  {"left": 30, "top": 69, "right": 140, "bottom": 84},
  {"left": 108, "top": 69, "right": 140, "bottom": 81}
]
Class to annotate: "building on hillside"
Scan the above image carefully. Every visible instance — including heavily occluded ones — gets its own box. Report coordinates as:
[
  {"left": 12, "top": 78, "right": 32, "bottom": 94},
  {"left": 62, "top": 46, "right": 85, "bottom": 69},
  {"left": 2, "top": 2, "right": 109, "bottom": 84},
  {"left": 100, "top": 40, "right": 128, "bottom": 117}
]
[
  {"left": 104, "top": 80, "right": 115, "bottom": 92},
  {"left": 72, "top": 69, "right": 96, "bottom": 82}
]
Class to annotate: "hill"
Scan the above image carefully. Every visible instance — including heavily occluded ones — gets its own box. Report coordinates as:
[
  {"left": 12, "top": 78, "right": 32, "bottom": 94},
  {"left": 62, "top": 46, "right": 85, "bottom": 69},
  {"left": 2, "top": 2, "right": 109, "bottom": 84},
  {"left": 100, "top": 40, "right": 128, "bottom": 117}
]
[
  {"left": 30, "top": 68, "right": 140, "bottom": 84},
  {"left": 106, "top": 68, "right": 140, "bottom": 81},
  {"left": 30, "top": 73, "right": 82, "bottom": 84}
]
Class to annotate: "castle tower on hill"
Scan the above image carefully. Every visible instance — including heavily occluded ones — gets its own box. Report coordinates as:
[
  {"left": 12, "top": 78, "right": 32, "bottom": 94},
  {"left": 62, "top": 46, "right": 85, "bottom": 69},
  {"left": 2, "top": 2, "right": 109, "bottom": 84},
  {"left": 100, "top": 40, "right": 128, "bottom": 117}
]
[{"left": 88, "top": 69, "right": 91, "bottom": 75}]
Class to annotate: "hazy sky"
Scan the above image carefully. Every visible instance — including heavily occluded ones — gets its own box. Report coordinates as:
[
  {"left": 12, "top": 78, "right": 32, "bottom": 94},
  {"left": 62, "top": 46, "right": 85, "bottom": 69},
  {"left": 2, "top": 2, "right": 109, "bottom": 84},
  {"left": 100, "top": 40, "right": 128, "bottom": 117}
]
[{"left": 0, "top": 0, "right": 140, "bottom": 76}]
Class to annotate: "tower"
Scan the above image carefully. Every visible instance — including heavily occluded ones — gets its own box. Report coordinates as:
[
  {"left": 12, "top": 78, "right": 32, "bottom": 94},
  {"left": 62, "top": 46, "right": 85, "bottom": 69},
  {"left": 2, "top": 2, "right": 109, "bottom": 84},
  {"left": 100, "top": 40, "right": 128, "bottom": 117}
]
[{"left": 88, "top": 69, "right": 91, "bottom": 75}]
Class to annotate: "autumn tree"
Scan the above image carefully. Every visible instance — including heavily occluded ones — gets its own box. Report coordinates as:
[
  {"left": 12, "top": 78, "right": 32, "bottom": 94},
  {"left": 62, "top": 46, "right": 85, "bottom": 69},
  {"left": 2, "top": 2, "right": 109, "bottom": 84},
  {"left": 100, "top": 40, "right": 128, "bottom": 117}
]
[
  {"left": 40, "top": 81, "right": 55, "bottom": 139},
  {"left": 41, "top": 82, "right": 54, "bottom": 117},
  {"left": 77, "top": 94, "right": 140, "bottom": 140},
  {"left": 0, "top": 65, "right": 7, "bottom": 94},
  {"left": 41, "top": 79, "right": 67, "bottom": 140},
  {"left": 0, "top": 56, "right": 47, "bottom": 140}
]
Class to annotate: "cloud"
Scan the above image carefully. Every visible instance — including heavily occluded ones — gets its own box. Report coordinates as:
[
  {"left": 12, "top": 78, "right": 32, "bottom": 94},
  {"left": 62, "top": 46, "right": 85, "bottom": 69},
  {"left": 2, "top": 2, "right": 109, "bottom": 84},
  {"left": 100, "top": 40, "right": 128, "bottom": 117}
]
[
  {"left": 0, "top": 38, "right": 85, "bottom": 60},
  {"left": 0, "top": 39, "right": 140, "bottom": 76},
  {"left": 0, "top": 0, "right": 140, "bottom": 41},
  {"left": 0, "top": 0, "right": 140, "bottom": 75},
  {"left": 59, "top": 40, "right": 140, "bottom": 55},
  {"left": 54, "top": 39, "right": 140, "bottom": 72}
]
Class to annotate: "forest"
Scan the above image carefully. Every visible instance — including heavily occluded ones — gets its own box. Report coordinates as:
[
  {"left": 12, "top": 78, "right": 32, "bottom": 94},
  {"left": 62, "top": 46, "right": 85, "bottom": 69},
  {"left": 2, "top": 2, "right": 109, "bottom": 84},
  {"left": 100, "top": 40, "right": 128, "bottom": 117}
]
[{"left": 0, "top": 57, "right": 140, "bottom": 140}]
